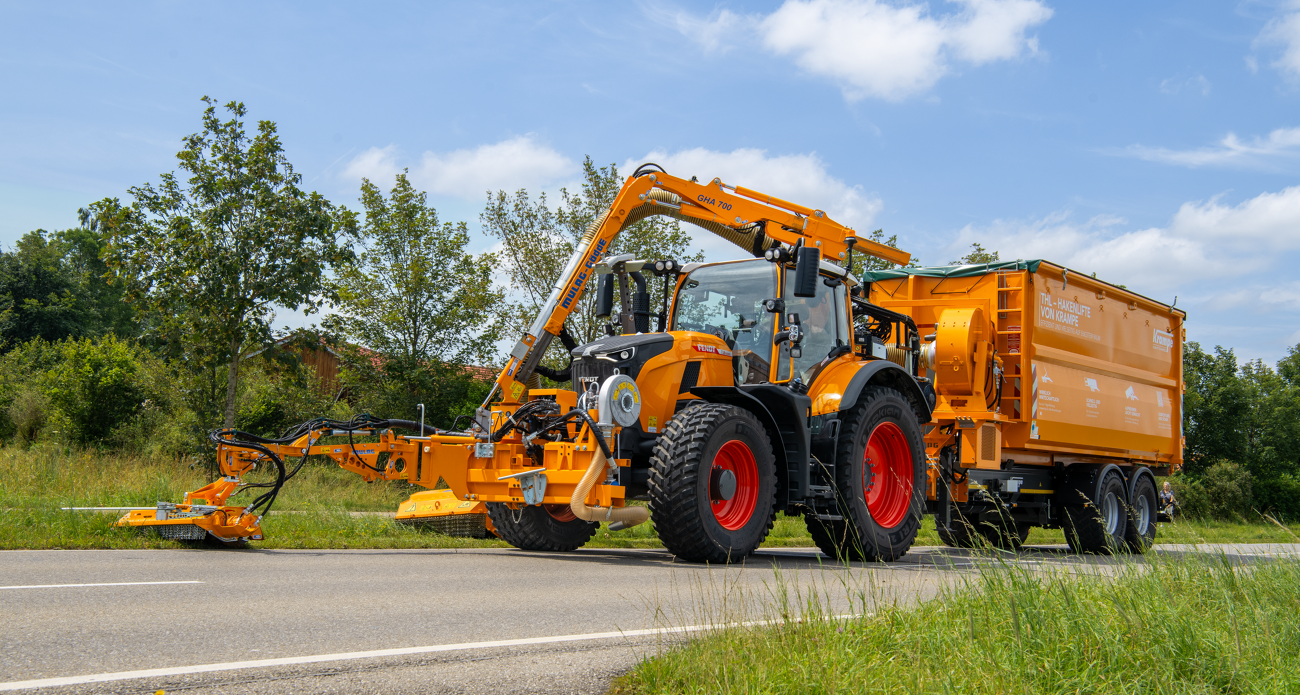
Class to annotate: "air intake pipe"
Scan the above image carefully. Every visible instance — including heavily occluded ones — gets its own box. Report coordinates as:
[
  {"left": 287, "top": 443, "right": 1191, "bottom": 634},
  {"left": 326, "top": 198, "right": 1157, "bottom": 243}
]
[{"left": 570, "top": 376, "right": 649, "bottom": 531}]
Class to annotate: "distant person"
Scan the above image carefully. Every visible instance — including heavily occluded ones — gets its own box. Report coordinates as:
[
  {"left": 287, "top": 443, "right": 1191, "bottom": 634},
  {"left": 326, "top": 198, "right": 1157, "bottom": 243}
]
[{"left": 1159, "top": 482, "right": 1177, "bottom": 519}]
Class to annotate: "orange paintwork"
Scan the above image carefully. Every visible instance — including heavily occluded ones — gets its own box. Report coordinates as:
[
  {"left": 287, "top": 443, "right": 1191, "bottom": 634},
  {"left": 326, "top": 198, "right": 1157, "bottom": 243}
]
[{"left": 869, "top": 262, "right": 1185, "bottom": 486}]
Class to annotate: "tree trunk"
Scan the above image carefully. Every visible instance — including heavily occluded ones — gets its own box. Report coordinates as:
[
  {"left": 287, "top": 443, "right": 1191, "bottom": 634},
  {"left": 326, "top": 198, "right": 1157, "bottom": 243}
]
[{"left": 224, "top": 338, "right": 242, "bottom": 429}]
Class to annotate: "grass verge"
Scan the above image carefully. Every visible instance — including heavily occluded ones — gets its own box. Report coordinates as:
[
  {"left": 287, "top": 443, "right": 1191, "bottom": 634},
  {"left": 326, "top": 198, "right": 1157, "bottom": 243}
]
[
  {"left": 2, "top": 444, "right": 1298, "bottom": 550},
  {"left": 614, "top": 554, "right": 1300, "bottom": 694}
]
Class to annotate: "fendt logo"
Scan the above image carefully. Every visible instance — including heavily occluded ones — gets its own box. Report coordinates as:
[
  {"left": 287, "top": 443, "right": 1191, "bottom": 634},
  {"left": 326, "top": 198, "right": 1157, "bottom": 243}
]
[{"left": 1153, "top": 329, "right": 1174, "bottom": 353}]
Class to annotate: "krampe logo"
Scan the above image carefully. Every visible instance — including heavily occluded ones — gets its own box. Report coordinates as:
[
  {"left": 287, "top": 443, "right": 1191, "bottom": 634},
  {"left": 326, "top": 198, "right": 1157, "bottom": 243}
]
[{"left": 1153, "top": 329, "right": 1174, "bottom": 352}]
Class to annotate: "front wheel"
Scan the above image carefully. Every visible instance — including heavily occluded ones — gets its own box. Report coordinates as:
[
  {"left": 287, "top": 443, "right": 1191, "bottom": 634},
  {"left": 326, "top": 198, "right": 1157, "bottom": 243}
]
[
  {"left": 648, "top": 403, "right": 778, "bottom": 563},
  {"left": 829, "top": 386, "right": 926, "bottom": 562},
  {"left": 487, "top": 503, "right": 597, "bottom": 552}
]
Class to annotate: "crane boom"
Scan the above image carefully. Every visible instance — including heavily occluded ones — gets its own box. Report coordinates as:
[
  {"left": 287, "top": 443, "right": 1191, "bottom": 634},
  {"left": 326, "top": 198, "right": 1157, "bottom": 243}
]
[{"left": 493, "top": 168, "right": 911, "bottom": 404}]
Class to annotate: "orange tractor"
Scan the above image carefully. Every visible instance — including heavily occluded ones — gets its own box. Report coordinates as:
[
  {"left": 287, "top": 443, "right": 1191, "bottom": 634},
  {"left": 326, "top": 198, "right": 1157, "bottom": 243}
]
[{"left": 120, "top": 163, "right": 1183, "bottom": 561}]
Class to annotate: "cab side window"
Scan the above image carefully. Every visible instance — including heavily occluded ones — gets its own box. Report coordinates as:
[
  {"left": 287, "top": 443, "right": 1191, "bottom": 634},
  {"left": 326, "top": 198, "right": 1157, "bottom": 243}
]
[{"left": 783, "top": 270, "right": 847, "bottom": 382}]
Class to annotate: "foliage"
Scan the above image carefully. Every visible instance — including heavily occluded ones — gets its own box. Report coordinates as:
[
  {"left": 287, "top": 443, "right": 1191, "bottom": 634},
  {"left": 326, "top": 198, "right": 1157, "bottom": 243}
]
[
  {"left": 326, "top": 171, "right": 502, "bottom": 366},
  {"left": 43, "top": 336, "right": 154, "bottom": 446},
  {"left": 0, "top": 231, "right": 92, "bottom": 346},
  {"left": 101, "top": 97, "right": 357, "bottom": 429},
  {"left": 1180, "top": 341, "right": 1300, "bottom": 519},
  {"left": 481, "top": 157, "right": 700, "bottom": 370},
  {"left": 335, "top": 345, "right": 490, "bottom": 429},
  {"left": 950, "top": 241, "right": 999, "bottom": 265},
  {"left": 235, "top": 361, "right": 339, "bottom": 438}
]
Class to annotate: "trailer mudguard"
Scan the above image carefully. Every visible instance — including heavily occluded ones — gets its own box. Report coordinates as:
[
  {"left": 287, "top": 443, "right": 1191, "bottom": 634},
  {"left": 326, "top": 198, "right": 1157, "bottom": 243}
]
[
  {"left": 691, "top": 385, "right": 813, "bottom": 510},
  {"left": 837, "top": 360, "right": 933, "bottom": 423}
]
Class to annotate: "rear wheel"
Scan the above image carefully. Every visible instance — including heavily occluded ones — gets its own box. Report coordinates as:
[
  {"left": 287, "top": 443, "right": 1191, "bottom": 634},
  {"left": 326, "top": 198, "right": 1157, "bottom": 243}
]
[
  {"left": 1063, "top": 472, "right": 1128, "bottom": 554},
  {"left": 1125, "top": 473, "right": 1157, "bottom": 553},
  {"left": 824, "top": 387, "right": 925, "bottom": 562},
  {"left": 935, "top": 506, "right": 980, "bottom": 549},
  {"left": 648, "top": 403, "right": 777, "bottom": 563},
  {"left": 976, "top": 516, "right": 1031, "bottom": 550},
  {"left": 487, "top": 503, "right": 597, "bottom": 552}
]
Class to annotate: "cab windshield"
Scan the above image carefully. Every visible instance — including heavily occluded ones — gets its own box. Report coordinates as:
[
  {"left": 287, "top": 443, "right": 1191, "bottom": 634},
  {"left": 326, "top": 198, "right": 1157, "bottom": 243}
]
[{"left": 672, "top": 260, "right": 777, "bottom": 385}]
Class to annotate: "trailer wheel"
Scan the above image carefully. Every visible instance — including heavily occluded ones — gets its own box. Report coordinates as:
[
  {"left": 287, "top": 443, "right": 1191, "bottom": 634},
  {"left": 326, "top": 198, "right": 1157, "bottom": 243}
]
[
  {"left": 976, "top": 516, "right": 1031, "bottom": 550},
  {"left": 1125, "top": 474, "right": 1157, "bottom": 553},
  {"left": 486, "top": 503, "right": 597, "bottom": 552},
  {"left": 1062, "top": 472, "right": 1128, "bottom": 554},
  {"left": 829, "top": 386, "right": 926, "bottom": 562},
  {"left": 648, "top": 403, "right": 777, "bottom": 564},
  {"left": 935, "top": 507, "right": 980, "bottom": 549}
]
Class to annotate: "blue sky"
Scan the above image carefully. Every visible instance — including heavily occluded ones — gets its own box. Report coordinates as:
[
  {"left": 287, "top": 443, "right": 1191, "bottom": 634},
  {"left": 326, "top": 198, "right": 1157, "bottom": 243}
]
[{"left": 2, "top": 1, "right": 1299, "bottom": 364}]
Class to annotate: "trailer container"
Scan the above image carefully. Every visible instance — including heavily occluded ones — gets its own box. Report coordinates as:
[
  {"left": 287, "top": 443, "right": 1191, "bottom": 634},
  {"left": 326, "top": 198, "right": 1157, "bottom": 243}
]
[{"left": 860, "top": 260, "right": 1186, "bottom": 553}]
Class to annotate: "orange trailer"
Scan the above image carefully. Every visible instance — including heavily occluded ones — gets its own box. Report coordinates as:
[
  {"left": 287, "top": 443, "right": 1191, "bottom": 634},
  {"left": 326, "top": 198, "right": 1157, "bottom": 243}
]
[{"left": 861, "top": 260, "right": 1185, "bottom": 552}]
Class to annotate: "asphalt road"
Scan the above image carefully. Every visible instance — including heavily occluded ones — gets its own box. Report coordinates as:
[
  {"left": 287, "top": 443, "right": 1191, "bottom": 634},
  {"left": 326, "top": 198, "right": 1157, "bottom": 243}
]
[{"left": 2, "top": 543, "right": 1297, "bottom": 695}]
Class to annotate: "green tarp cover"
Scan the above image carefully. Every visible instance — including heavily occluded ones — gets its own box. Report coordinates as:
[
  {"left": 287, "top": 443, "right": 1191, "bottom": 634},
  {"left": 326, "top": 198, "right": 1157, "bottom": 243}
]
[{"left": 858, "top": 259, "right": 1045, "bottom": 282}]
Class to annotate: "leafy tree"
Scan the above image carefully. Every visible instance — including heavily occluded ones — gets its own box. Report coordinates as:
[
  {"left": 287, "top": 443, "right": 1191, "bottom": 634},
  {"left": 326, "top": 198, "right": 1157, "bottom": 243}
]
[
  {"left": 0, "top": 230, "right": 90, "bottom": 346},
  {"left": 103, "top": 97, "right": 357, "bottom": 429},
  {"left": 327, "top": 171, "right": 501, "bottom": 365},
  {"left": 1182, "top": 342, "right": 1250, "bottom": 474},
  {"left": 325, "top": 171, "right": 502, "bottom": 426},
  {"left": 950, "top": 242, "right": 999, "bottom": 265},
  {"left": 482, "top": 157, "right": 699, "bottom": 371}
]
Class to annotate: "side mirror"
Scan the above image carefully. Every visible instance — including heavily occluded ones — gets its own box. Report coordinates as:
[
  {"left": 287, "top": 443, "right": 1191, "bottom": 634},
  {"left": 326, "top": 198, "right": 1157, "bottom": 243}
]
[
  {"left": 595, "top": 274, "right": 614, "bottom": 320},
  {"left": 793, "top": 246, "right": 819, "bottom": 298}
]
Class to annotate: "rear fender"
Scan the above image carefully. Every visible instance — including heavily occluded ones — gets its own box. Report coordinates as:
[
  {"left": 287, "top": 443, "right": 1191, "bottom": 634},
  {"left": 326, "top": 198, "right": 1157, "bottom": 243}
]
[{"left": 838, "top": 361, "right": 932, "bottom": 423}]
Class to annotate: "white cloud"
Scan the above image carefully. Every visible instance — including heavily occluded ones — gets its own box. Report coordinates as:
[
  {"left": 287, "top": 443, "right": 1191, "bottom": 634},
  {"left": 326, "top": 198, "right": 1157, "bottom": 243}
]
[
  {"left": 1255, "top": 2, "right": 1300, "bottom": 80},
  {"left": 1117, "top": 127, "right": 1300, "bottom": 168},
  {"left": 623, "top": 147, "right": 882, "bottom": 259},
  {"left": 673, "top": 0, "right": 1052, "bottom": 101},
  {"left": 949, "top": 185, "right": 1300, "bottom": 299},
  {"left": 1169, "top": 184, "right": 1300, "bottom": 250},
  {"left": 340, "top": 136, "right": 576, "bottom": 200}
]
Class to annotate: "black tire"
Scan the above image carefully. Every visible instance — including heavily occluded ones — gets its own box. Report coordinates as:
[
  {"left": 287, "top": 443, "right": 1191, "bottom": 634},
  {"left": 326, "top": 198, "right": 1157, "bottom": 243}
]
[
  {"left": 804, "top": 516, "right": 857, "bottom": 560},
  {"left": 935, "top": 506, "right": 980, "bottom": 549},
  {"left": 976, "top": 515, "right": 1031, "bottom": 550},
  {"left": 1062, "top": 472, "right": 1129, "bottom": 554},
  {"left": 1125, "top": 473, "right": 1158, "bottom": 553},
  {"left": 487, "top": 503, "right": 597, "bottom": 552},
  {"left": 648, "top": 403, "right": 778, "bottom": 564},
  {"left": 828, "top": 386, "right": 926, "bottom": 562}
]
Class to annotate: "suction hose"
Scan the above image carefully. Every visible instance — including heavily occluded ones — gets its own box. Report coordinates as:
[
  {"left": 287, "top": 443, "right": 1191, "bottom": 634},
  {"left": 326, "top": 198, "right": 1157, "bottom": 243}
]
[{"left": 569, "top": 443, "right": 649, "bottom": 531}]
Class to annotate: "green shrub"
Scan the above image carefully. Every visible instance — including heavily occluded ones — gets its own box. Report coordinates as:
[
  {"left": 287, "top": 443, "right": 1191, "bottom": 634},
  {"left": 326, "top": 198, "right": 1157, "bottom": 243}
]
[
  {"left": 1201, "top": 459, "right": 1253, "bottom": 520},
  {"left": 1169, "top": 474, "right": 1210, "bottom": 519},
  {"left": 44, "top": 336, "right": 148, "bottom": 445},
  {"left": 1253, "top": 474, "right": 1300, "bottom": 522},
  {"left": 6, "top": 384, "right": 48, "bottom": 445},
  {"left": 236, "top": 362, "right": 337, "bottom": 437}
]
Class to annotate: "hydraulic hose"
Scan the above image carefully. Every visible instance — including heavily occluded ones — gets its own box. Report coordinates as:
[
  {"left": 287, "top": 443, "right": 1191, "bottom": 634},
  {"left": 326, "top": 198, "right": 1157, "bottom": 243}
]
[
  {"left": 569, "top": 443, "right": 649, "bottom": 531},
  {"left": 567, "top": 410, "right": 648, "bottom": 530}
]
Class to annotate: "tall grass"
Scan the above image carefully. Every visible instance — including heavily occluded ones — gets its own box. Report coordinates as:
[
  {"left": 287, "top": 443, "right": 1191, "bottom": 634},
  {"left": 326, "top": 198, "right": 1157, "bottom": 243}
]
[
  {"left": 616, "top": 553, "right": 1300, "bottom": 694},
  {"left": 3, "top": 444, "right": 1298, "bottom": 551}
]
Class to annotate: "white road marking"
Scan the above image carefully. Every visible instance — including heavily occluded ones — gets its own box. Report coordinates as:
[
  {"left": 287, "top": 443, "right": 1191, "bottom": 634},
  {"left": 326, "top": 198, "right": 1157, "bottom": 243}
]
[
  {"left": 0, "top": 581, "right": 202, "bottom": 590},
  {"left": 0, "top": 615, "right": 858, "bottom": 691}
]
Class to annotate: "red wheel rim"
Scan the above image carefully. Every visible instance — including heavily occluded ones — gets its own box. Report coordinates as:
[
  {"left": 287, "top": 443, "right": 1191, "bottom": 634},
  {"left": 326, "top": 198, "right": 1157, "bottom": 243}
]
[
  {"left": 545, "top": 504, "right": 577, "bottom": 522},
  {"left": 862, "top": 421, "right": 913, "bottom": 528},
  {"left": 710, "top": 440, "right": 759, "bottom": 530}
]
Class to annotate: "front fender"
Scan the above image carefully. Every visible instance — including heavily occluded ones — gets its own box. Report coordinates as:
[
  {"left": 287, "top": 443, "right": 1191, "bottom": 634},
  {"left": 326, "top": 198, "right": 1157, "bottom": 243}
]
[{"left": 837, "top": 360, "right": 932, "bottom": 423}]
